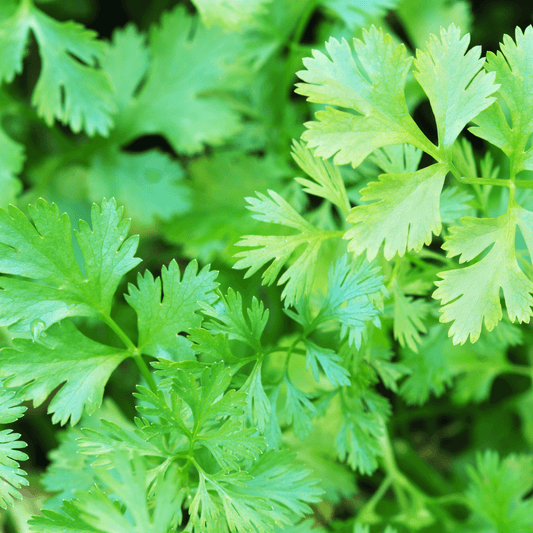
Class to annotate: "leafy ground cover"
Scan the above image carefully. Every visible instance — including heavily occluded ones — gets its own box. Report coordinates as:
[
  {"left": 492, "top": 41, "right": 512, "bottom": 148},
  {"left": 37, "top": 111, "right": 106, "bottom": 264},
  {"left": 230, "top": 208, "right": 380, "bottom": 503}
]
[{"left": 1, "top": 0, "right": 533, "bottom": 532}]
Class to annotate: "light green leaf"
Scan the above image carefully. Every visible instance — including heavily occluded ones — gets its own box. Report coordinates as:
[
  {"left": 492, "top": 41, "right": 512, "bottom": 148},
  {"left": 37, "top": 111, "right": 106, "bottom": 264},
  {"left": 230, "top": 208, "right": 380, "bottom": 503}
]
[
  {"left": 336, "top": 390, "right": 388, "bottom": 474},
  {"left": 200, "top": 288, "right": 268, "bottom": 351},
  {"left": 234, "top": 190, "right": 335, "bottom": 305},
  {"left": 413, "top": 24, "right": 497, "bottom": 150},
  {"left": 102, "top": 24, "right": 149, "bottom": 113},
  {"left": 117, "top": 6, "right": 244, "bottom": 154},
  {"left": 28, "top": 500, "right": 101, "bottom": 532},
  {"left": 320, "top": 0, "right": 398, "bottom": 29},
  {"left": 0, "top": 392, "right": 27, "bottom": 509},
  {"left": 399, "top": 325, "right": 453, "bottom": 405},
  {"left": 466, "top": 450, "right": 533, "bottom": 533},
  {"left": 345, "top": 163, "right": 447, "bottom": 260},
  {"left": 397, "top": 0, "right": 472, "bottom": 50},
  {"left": 315, "top": 254, "right": 384, "bottom": 347},
  {"left": 198, "top": 418, "right": 266, "bottom": 472},
  {"left": 0, "top": 198, "right": 140, "bottom": 333},
  {"left": 304, "top": 340, "right": 351, "bottom": 387},
  {"left": 0, "top": 321, "right": 128, "bottom": 425},
  {"left": 295, "top": 27, "right": 430, "bottom": 167},
  {"left": 237, "top": 451, "right": 323, "bottom": 525},
  {"left": 291, "top": 140, "right": 350, "bottom": 214},
  {"left": 88, "top": 149, "right": 190, "bottom": 228},
  {"left": 434, "top": 204, "right": 533, "bottom": 344},
  {"left": 284, "top": 378, "right": 316, "bottom": 440},
  {"left": 0, "top": 390, "right": 26, "bottom": 424},
  {"left": 192, "top": 0, "right": 271, "bottom": 30},
  {"left": 0, "top": 2, "right": 115, "bottom": 135},
  {"left": 126, "top": 260, "right": 218, "bottom": 358},
  {"left": 470, "top": 26, "right": 533, "bottom": 174},
  {"left": 392, "top": 282, "right": 430, "bottom": 352}
]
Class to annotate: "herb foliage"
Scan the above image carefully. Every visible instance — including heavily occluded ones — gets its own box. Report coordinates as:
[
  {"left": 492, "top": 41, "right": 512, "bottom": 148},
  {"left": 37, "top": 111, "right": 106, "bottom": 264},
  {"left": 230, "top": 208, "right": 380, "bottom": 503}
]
[{"left": 1, "top": 0, "right": 533, "bottom": 532}]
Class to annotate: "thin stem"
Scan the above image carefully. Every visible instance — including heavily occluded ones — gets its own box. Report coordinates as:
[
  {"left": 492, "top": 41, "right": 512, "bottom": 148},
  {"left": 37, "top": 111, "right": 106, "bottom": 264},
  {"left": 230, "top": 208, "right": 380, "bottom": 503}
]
[
  {"left": 356, "top": 476, "right": 392, "bottom": 523},
  {"left": 101, "top": 314, "right": 158, "bottom": 393}
]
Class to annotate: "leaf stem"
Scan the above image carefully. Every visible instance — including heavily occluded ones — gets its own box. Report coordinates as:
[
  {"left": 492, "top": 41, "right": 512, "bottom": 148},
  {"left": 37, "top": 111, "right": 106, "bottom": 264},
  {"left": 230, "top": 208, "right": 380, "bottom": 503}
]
[{"left": 101, "top": 313, "right": 158, "bottom": 393}]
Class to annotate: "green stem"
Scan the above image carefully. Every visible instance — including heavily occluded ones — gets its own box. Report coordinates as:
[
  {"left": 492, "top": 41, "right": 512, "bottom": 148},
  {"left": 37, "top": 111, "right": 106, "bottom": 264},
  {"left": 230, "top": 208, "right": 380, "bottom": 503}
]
[
  {"left": 101, "top": 314, "right": 157, "bottom": 393},
  {"left": 356, "top": 476, "right": 392, "bottom": 523}
]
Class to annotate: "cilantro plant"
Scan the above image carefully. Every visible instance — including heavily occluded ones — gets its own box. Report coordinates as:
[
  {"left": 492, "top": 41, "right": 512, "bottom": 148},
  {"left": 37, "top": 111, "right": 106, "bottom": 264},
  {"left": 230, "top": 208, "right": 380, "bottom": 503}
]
[{"left": 1, "top": 1, "right": 533, "bottom": 532}]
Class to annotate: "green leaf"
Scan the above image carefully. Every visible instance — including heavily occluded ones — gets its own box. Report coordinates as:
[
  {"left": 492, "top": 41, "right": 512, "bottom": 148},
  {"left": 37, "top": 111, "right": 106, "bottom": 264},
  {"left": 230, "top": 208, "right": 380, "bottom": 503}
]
[
  {"left": 117, "top": 6, "right": 245, "bottom": 154},
  {"left": 392, "top": 282, "right": 431, "bottom": 352},
  {"left": 126, "top": 260, "right": 218, "bottom": 358},
  {"left": 284, "top": 378, "right": 316, "bottom": 439},
  {"left": 42, "top": 400, "right": 129, "bottom": 509},
  {"left": 235, "top": 451, "right": 323, "bottom": 525},
  {"left": 242, "top": 361, "right": 271, "bottom": 433},
  {"left": 0, "top": 321, "right": 129, "bottom": 425},
  {"left": 0, "top": 390, "right": 26, "bottom": 424},
  {"left": 399, "top": 324, "right": 453, "bottom": 405},
  {"left": 164, "top": 151, "right": 288, "bottom": 264},
  {"left": 32, "top": 453, "right": 184, "bottom": 533},
  {"left": 295, "top": 27, "right": 430, "bottom": 167},
  {"left": 0, "top": 392, "right": 28, "bottom": 509},
  {"left": 369, "top": 347, "right": 411, "bottom": 393},
  {"left": 192, "top": 0, "right": 271, "bottom": 30},
  {"left": 234, "top": 190, "right": 335, "bottom": 305},
  {"left": 466, "top": 450, "right": 533, "bottom": 533},
  {"left": 434, "top": 204, "right": 533, "bottom": 344},
  {"left": 200, "top": 288, "right": 268, "bottom": 351},
  {"left": 320, "top": 0, "right": 398, "bottom": 29},
  {"left": 88, "top": 149, "right": 190, "bottom": 228},
  {"left": 314, "top": 254, "right": 384, "bottom": 347},
  {"left": 29, "top": 500, "right": 101, "bottom": 532},
  {"left": 102, "top": 24, "right": 149, "bottom": 114},
  {"left": 0, "top": 2, "right": 115, "bottom": 135},
  {"left": 304, "top": 340, "right": 351, "bottom": 387},
  {"left": 345, "top": 163, "right": 447, "bottom": 260},
  {"left": 413, "top": 24, "right": 497, "bottom": 150},
  {"left": 291, "top": 140, "right": 350, "bottom": 214},
  {"left": 0, "top": 198, "right": 140, "bottom": 333},
  {"left": 470, "top": 26, "right": 533, "bottom": 174},
  {"left": 198, "top": 418, "right": 266, "bottom": 472},
  {"left": 336, "top": 389, "right": 388, "bottom": 474}
]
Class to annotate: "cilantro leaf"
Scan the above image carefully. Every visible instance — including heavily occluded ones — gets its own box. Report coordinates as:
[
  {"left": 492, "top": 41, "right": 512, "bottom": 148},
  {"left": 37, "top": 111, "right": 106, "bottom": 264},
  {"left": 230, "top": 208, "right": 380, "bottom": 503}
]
[
  {"left": 234, "top": 190, "right": 336, "bottom": 305},
  {"left": 434, "top": 204, "right": 533, "bottom": 344},
  {"left": 102, "top": 24, "right": 149, "bottom": 114},
  {"left": 126, "top": 260, "right": 218, "bottom": 358},
  {"left": 32, "top": 453, "right": 183, "bottom": 533},
  {"left": 291, "top": 140, "right": 351, "bottom": 214},
  {"left": 284, "top": 378, "right": 316, "bottom": 439},
  {"left": 470, "top": 26, "right": 533, "bottom": 174},
  {"left": 413, "top": 24, "right": 497, "bottom": 150},
  {"left": 392, "top": 282, "right": 431, "bottom": 352},
  {"left": 116, "top": 6, "right": 244, "bottom": 154},
  {"left": 466, "top": 450, "right": 533, "bottom": 533},
  {"left": 28, "top": 500, "right": 101, "bottom": 532},
  {"left": 200, "top": 288, "right": 268, "bottom": 351},
  {"left": 192, "top": 0, "right": 271, "bottom": 30},
  {"left": 320, "top": 0, "right": 398, "bottom": 29},
  {"left": 399, "top": 324, "right": 453, "bottom": 405},
  {"left": 314, "top": 254, "right": 384, "bottom": 347},
  {"left": 345, "top": 163, "right": 447, "bottom": 260},
  {"left": 336, "top": 389, "right": 388, "bottom": 474},
  {"left": 0, "top": 198, "right": 140, "bottom": 333},
  {"left": 88, "top": 149, "right": 190, "bottom": 228},
  {"left": 0, "top": 321, "right": 129, "bottom": 425},
  {"left": 304, "top": 340, "right": 351, "bottom": 387},
  {"left": 0, "top": 2, "right": 115, "bottom": 135},
  {"left": 0, "top": 391, "right": 28, "bottom": 509},
  {"left": 295, "top": 27, "right": 430, "bottom": 167}
]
